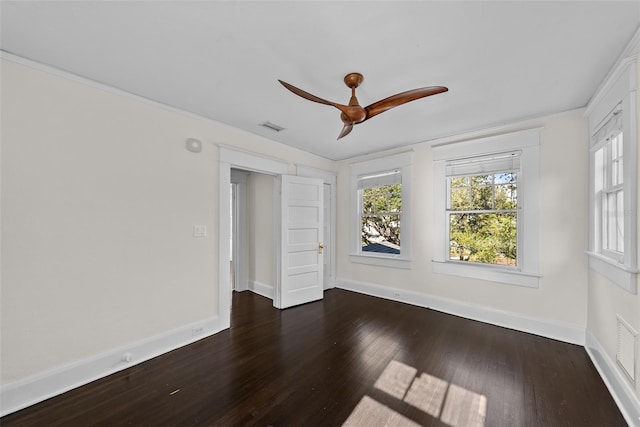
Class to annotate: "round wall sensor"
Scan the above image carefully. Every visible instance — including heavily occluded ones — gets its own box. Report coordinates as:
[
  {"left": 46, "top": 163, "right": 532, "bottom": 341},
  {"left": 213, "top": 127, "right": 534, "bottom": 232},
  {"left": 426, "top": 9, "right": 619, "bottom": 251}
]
[{"left": 185, "top": 138, "right": 202, "bottom": 153}]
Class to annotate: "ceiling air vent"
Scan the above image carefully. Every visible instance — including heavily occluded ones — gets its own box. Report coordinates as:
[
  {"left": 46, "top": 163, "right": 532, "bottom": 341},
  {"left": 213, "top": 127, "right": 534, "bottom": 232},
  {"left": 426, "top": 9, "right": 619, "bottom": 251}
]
[{"left": 259, "top": 121, "right": 285, "bottom": 132}]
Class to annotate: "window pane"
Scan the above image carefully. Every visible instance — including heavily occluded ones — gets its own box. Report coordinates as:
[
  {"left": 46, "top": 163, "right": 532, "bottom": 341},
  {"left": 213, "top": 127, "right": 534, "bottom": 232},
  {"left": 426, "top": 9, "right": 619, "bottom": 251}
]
[
  {"left": 495, "top": 172, "right": 516, "bottom": 184},
  {"left": 450, "top": 176, "right": 469, "bottom": 187},
  {"left": 616, "top": 191, "right": 624, "bottom": 252},
  {"left": 362, "top": 189, "right": 376, "bottom": 213},
  {"left": 617, "top": 133, "right": 623, "bottom": 156},
  {"left": 471, "top": 175, "right": 493, "bottom": 186},
  {"left": 495, "top": 184, "right": 517, "bottom": 209},
  {"left": 594, "top": 147, "right": 604, "bottom": 192},
  {"left": 611, "top": 133, "right": 623, "bottom": 158},
  {"left": 387, "top": 184, "right": 402, "bottom": 212},
  {"left": 604, "top": 190, "right": 624, "bottom": 253},
  {"left": 610, "top": 133, "right": 624, "bottom": 186},
  {"left": 449, "top": 173, "right": 518, "bottom": 211},
  {"left": 605, "top": 192, "right": 614, "bottom": 251},
  {"left": 375, "top": 191, "right": 390, "bottom": 212},
  {"left": 471, "top": 185, "right": 493, "bottom": 209},
  {"left": 360, "top": 183, "right": 402, "bottom": 256},
  {"left": 451, "top": 187, "right": 470, "bottom": 210},
  {"left": 612, "top": 158, "right": 623, "bottom": 186},
  {"left": 362, "top": 184, "right": 401, "bottom": 213},
  {"left": 361, "top": 214, "right": 401, "bottom": 254},
  {"left": 447, "top": 168, "right": 518, "bottom": 266},
  {"left": 449, "top": 212, "right": 517, "bottom": 266}
]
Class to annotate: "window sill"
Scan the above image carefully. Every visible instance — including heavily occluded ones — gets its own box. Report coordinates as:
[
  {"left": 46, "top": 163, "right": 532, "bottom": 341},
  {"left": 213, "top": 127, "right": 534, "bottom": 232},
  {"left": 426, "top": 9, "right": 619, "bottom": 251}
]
[
  {"left": 350, "top": 253, "right": 412, "bottom": 270},
  {"left": 586, "top": 251, "right": 638, "bottom": 294},
  {"left": 432, "top": 260, "right": 540, "bottom": 288}
]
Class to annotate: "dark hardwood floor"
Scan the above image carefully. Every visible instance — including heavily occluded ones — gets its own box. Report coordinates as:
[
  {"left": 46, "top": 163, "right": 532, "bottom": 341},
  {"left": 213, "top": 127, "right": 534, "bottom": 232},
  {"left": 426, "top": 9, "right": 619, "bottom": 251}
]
[{"left": 1, "top": 289, "right": 626, "bottom": 426}]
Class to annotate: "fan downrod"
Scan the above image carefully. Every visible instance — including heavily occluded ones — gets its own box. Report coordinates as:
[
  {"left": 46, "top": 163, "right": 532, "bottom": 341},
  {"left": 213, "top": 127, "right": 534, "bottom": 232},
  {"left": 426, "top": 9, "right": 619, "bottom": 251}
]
[{"left": 343, "top": 72, "right": 364, "bottom": 89}]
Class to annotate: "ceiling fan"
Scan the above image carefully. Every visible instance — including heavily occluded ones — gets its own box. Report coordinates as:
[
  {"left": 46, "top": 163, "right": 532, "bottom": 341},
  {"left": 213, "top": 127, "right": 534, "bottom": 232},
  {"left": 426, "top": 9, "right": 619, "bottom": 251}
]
[{"left": 278, "top": 72, "right": 448, "bottom": 140}]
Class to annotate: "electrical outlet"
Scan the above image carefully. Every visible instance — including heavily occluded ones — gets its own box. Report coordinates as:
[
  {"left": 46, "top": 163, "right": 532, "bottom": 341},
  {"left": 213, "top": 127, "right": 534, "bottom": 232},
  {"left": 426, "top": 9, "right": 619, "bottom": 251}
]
[
  {"left": 192, "top": 326, "right": 204, "bottom": 336},
  {"left": 193, "top": 225, "right": 207, "bottom": 237},
  {"left": 393, "top": 291, "right": 401, "bottom": 297},
  {"left": 122, "top": 353, "right": 132, "bottom": 363}
]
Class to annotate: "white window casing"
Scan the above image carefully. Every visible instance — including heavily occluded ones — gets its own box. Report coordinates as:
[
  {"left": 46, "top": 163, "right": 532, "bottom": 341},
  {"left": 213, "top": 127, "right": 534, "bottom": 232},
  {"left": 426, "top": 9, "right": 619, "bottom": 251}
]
[
  {"left": 432, "top": 128, "right": 542, "bottom": 288},
  {"left": 350, "top": 152, "right": 412, "bottom": 269},
  {"left": 586, "top": 56, "right": 638, "bottom": 294}
]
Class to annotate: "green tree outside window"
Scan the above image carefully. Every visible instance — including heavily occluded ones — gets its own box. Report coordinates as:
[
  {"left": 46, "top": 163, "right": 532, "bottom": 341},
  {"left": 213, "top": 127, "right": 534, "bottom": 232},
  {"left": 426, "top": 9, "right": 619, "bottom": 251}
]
[
  {"left": 361, "top": 184, "right": 401, "bottom": 253},
  {"left": 449, "top": 173, "right": 517, "bottom": 265}
]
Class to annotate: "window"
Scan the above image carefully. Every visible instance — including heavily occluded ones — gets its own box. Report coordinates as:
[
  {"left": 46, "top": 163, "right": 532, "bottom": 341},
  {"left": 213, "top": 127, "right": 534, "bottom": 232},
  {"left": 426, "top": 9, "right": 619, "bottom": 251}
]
[
  {"left": 350, "top": 152, "right": 412, "bottom": 269},
  {"left": 594, "top": 109, "right": 624, "bottom": 261},
  {"left": 432, "top": 129, "right": 540, "bottom": 287},
  {"left": 447, "top": 153, "right": 519, "bottom": 267},
  {"left": 360, "top": 171, "right": 402, "bottom": 255},
  {"left": 586, "top": 57, "right": 638, "bottom": 293}
]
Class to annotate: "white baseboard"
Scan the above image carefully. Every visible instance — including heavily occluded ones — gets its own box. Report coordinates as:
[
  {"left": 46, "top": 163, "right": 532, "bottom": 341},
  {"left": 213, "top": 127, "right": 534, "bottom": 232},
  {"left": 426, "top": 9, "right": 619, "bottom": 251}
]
[
  {"left": 585, "top": 331, "right": 640, "bottom": 427},
  {"left": 249, "top": 280, "right": 274, "bottom": 300},
  {"left": 335, "top": 277, "right": 585, "bottom": 345},
  {"left": 234, "top": 279, "right": 249, "bottom": 293},
  {"left": 0, "top": 316, "right": 222, "bottom": 417},
  {"left": 324, "top": 277, "right": 337, "bottom": 291}
]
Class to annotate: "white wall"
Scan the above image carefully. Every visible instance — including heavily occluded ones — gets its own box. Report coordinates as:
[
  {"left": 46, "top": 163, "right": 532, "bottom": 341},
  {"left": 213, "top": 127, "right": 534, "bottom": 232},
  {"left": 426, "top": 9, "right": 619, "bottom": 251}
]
[
  {"left": 0, "top": 57, "right": 335, "bottom": 387},
  {"left": 336, "top": 109, "right": 589, "bottom": 334},
  {"left": 247, "top": 172, "right": 275, "bottom": 289}
]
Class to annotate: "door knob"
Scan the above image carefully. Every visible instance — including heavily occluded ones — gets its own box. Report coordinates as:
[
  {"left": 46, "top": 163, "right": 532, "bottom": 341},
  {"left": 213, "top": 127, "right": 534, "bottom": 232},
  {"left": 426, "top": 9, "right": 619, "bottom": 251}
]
[{"left": 318, "top": 243, "right": 324, "bottom": 254}]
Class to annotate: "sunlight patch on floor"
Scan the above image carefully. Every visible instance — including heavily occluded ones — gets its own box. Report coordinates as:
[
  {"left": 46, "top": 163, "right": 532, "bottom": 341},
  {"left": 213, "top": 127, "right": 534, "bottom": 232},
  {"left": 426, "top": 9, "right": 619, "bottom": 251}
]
[
  {"left": 441, "top": 383, "right": 487, "bottom": 427},
  {"left": 342, "top": 395, "right": 422, "bottom": 427},
  {"left": 404, "top": 372, "right": 449, "bottom": 418},
  {"left": 345, "top": 359, "right": 488, "bottom": 427},
  {"left": 374, "top": 360, "right": 417, "bottom": 400}
]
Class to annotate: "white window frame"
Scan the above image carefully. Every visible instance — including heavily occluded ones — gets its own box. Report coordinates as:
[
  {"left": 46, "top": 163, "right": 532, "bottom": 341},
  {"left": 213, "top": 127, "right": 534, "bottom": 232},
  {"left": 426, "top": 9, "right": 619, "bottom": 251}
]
[
  {"left": 446, "top": 153, "right": 520, "bottom": 266},
  {"left": 350, "top": 152, "right": 412, "bottom": 269},
  {"left": 432, "top": 129, "right": 541, "bottom": 288},
  {"left": 586, "top": 56, "right": 638, "bottom": 294},
  {"left": 595, "top": 117, "right": 625, "bottom": 262}
]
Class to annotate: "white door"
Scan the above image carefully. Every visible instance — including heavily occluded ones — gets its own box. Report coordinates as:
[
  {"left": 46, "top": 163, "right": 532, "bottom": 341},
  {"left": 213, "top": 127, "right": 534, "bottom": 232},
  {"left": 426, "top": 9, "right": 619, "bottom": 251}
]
[{"left": 276, "top": 175, "right": 324, "bottom": 309}]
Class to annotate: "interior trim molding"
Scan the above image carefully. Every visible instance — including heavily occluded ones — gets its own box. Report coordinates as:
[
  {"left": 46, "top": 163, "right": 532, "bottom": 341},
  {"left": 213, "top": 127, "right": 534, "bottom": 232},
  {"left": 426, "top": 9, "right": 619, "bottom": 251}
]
[
  {"left": 585, "top": 331, "right": 640, "bottom": 427},
  {"left": 0, "top": 316, "right": 222, "bottom": 417},
  {"left": 585, "top": 55, "right": 638, "bottom": 118},
  {"left": 296, "top": 165, "right": 338, "bottom": 290},
  {"left": 248, "top": 280, "right": 274, "bottom": 300},
  {"left": 335, "top": 277, "right": 585, "bottom": 345},
  {"left": 218, "top": 146, "right": 290, "bottom": 330},
  {"left": 587, "top": 252, "right": 639, "bottom": 294}
]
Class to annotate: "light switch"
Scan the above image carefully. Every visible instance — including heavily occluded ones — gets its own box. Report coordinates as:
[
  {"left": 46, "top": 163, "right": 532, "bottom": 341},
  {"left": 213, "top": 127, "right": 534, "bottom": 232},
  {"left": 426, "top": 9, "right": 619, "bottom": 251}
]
[{"left": 193, "top": 225, "right": 207, "bottom": 237}]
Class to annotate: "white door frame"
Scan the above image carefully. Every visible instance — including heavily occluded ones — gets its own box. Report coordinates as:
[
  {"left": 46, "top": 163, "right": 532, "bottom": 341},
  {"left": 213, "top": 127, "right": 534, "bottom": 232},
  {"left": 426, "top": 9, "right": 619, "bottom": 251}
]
[
  {"left": 230, "top": 169, "right": 249, "bottom": 292},
  {"left": 218, "top": 146, "right": 289, "bottom": 330},
  {"left": 296, "top": 165, "right": 337, "bottom": 289}
]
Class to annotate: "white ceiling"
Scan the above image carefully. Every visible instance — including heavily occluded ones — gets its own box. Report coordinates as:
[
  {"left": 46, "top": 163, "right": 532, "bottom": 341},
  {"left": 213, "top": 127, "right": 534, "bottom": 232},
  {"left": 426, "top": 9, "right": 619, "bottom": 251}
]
[{"left": 2, "top": 1, "right": 639, "bottom": 160}]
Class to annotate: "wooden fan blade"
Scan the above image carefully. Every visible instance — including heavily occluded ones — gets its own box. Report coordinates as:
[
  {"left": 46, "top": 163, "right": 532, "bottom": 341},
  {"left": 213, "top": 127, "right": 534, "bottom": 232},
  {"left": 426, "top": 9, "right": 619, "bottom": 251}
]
[
  {"left": 278, "top": 80, "right": 349, "bottom": 114},
  {"left": 337, "top": 124, "right": 353, "bottom": 140},
  {"left": 364, "top": 86, "right": 448, "bottom": 121}
]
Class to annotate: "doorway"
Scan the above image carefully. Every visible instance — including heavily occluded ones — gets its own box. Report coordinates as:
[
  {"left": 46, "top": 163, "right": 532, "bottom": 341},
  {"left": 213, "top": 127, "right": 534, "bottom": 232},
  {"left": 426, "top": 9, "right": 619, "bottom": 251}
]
[
  {"left": 230, "top": 168, "right": 276, "bottom": 300},
  {"left": 218, "top": 147, "right": 336, "bottom": 329}
]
